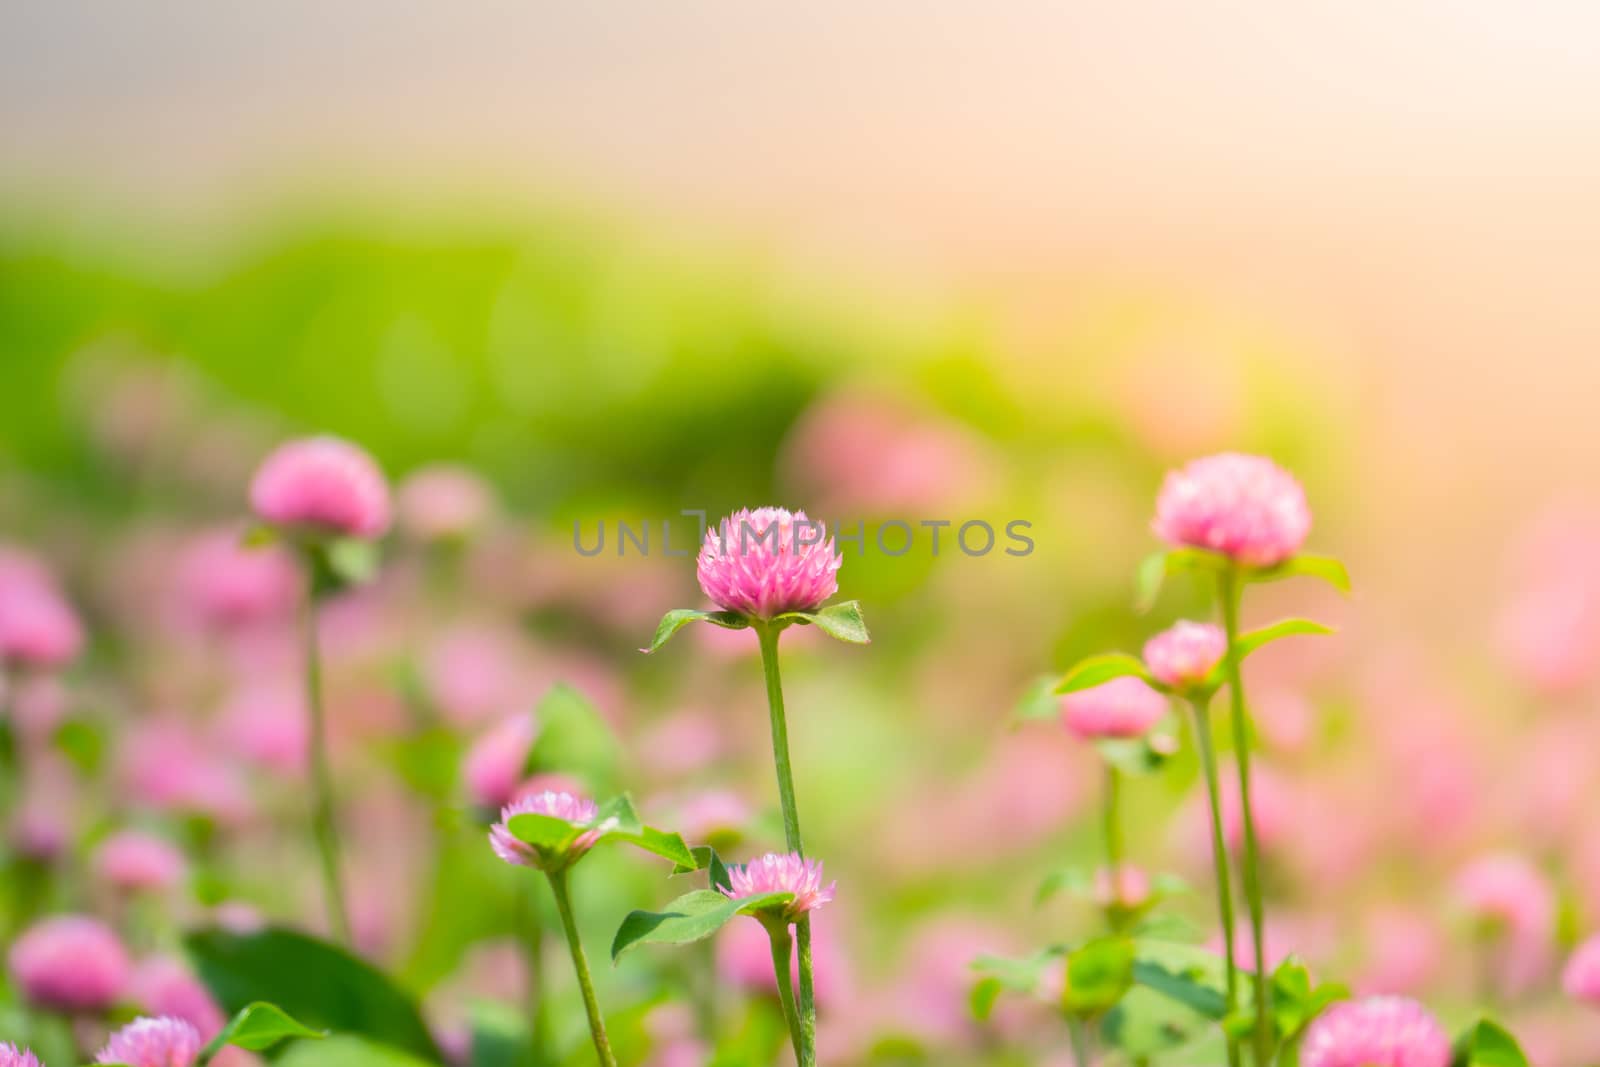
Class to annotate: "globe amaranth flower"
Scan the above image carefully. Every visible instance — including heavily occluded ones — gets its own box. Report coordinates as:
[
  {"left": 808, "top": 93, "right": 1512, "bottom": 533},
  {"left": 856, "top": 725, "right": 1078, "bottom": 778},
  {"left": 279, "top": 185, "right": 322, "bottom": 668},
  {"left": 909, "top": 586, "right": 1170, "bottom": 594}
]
[
  {"left": 94, "top": 831, "right": 187, "bottom": 894},
  {"left": 0, "top": 583, "right": 83, "bottom": 670},
  {"left": 397, "top": 463, "right": 495, "bottom": 542},
  {"left": 0, "top": 1045, "right": 42, "bottom": 1067},
  {"left": 131, "top": 956, "right": 226, "bottom": 1039},
  {"left": 1143, "top": 621, "right": 1226, "bottom": 690},
  {"left": 721, "top": 852, "right": 835, "bottom": 922},
  {"left": 174, "top": 528, "right": 298, "bottom": 629},
  {"left": 96, "top": 1016, "right": 203, "bottom": 1067},
  {"left": 250, "top": 435, "right": 391, "bottom": 539},
  {"left": 8, "top": 915, "right": 130, "bottom": 1013},
  {"left": 1299, "top": 996, "right": 1450, "bottom": 1067},
  {"left": 1564, "top": 934, "right": 1600, "bottom": 1006},
  {"left": 696, "top": 507, "right": 841, "bottom": 619},
  {"left": 1093, "top": 864, "right": 1151, "bottom": 909},
  {"left": 1153, "top": 452, "right": 1311, "bottom": 567},
  {"left": 489, "top": 790, "right": 603, "bottom": 870},
  {"left": 1060, "top": 676, "right": 1167, "bottom": 740}
]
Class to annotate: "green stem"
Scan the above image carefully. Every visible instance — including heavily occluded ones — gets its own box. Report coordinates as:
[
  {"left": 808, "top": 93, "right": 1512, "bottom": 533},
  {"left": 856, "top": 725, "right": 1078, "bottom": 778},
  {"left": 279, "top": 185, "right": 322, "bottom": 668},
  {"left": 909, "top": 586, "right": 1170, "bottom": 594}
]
[
  {"left": 767, "top": 921, "right": 805, "bottom": 1062},
  {"left": 1068, "top": 1017, "right": 1091, "bottom": 1067},
  {"left": 519, "top": 883, "right": 550, "bottom": 1065},
  {"left": 1218, "top": 568, "right": 1271, "bottom": 1066},
  {"left": 548, "top": 867, "right": 617, "bottom": 1067},
  {"left": 1102, "top": 764, "right": 1127, "bottom": 930},
  {"left": 1189, "top": 696, "right": 1242, "bottom": 1067},
  {"left": 302, "top": 579, "right": 350, "bottom": 945},
  {"left": 756, "top": 623, "right": 817, "bottom": 1067}
]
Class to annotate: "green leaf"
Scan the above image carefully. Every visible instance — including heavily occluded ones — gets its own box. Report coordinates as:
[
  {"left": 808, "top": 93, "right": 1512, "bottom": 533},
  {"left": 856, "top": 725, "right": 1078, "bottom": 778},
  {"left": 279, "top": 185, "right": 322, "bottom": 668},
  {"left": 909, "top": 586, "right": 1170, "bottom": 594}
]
[
  {"left": 1013, "top": 674, "right": 1062, "bottom": 724},
  {"left": 1249, "top": 553, "right": 1351, "bottom": 594},
  {"left": 1035, "top": 867, "right": 1092, "bottom": 907},
  {"left": 674, "top": 845, "right": 732, "bottom": 893},
  {"left": 326, "top": 538, "right": 381, "bottom": 586},
  {"left": 809, "top": 600, "right": 870, "bottom": 644},
  {"left": 610, "top": 889, "right": 791, "bottom": 961},
  {"left": 1453, "top": 1020, "right": 1530, "bottom": 1067},
  {"left": 505, "top": 811, "right": 583, "bottom": 855},
  {"left": 1234, "top": 618, "right": 1335, "bottom": 660},
  {"left": 1064, "top": 937, "right": 1135, "bottom": 1017},
  {"left": 1129, "top": 940, "right": 1232, "bottom": 1020},
  {"left": 641, "top": 608, "right": 749, "bottom": 653},
  {"left": 241, "top": 523, "right": 278, "bottom": 549},
  {"left": 186, "top": 927, "right": 443, "bottom": 1063},
  {"left": 1054, "top": 653, "right": 1155, "bottom": 695},
  {"left": 1101, "top": 986, "right": 1215, "bottom": 1057},
  {"left": 590, "top": 794, "right": 696, "bottom": 868},
  {"left": 1095, "top": 731, "right": 1179, "bottom": 776},
  {"left": 273, "top": 1035, "right": 441, "bottom": 1067},
  {"left": 202, "top": 1001, "right": 326, "bottom": 1058},
  {"left": 524, "top": 683, "right": 618, "bottom": 794},
  {"left": 969, "top": 977, "right": 1004, "bottom": 1021}
]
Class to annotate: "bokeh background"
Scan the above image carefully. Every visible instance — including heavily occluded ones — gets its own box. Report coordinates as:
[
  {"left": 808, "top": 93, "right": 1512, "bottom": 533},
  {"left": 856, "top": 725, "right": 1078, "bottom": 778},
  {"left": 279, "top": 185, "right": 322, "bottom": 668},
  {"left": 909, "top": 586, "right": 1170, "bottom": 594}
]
[{"left": 6, "top": 3, "right": 1600, "bottom": 1064}]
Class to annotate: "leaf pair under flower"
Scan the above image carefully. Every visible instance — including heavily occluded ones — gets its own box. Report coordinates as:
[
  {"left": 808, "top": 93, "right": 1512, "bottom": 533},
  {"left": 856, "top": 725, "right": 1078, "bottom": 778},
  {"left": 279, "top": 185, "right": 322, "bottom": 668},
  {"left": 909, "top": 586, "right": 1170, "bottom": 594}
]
[
  {"left": 504, "top": 793, "right": 695, "bottom": 871},
  {"left": 1136, "top": 547, "right": 1350, "bottom": 614},
  {"left": 642, "top": 600, "right": 870, "bottom": 653}
]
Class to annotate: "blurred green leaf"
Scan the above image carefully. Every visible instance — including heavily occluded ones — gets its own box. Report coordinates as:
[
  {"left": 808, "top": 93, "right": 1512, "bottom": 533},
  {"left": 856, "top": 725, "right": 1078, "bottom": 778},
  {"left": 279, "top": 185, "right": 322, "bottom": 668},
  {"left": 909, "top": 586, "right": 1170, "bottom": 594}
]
[
  {"left": 611, "top": 889, "right": 790, "bottom": 961},
  {"left": 1453, "top": 1020, "right": 1530, "bottom": 1067},
  {"left": 642, "top": 608, "right": 747, "bottom": 653},
  {"left": 202, "top": 1001, "right": 326, "bottom": 1057},
  {"left": 1064, "top": 937, "right": 1135, "bottom": 1017},
  {"left": 525, "top": 683, "right": 618, "bottom": 794},
  {"left": 1054, "top": 653, "right": 1154, "bottom": 695},
  {"left": 274, "top": 1035, "right": 441, "bottom": 1067},
  {"left": 1233, "top": 618, "right": 1335, "bottom": 661},
  {"left": 805, "top": 601, "right": 871, "bottom": 644},
  {"left": 1012, "top": 673, "right": 1061, "bottom": 724},
  {"left": 1249, "top": 553, "right": 1351, "bottom": 594},
  {"left": 54, "top": 719, "right": 106, "bottom": 776},
  {"left": 1135, "top": 549, "right": 1228, "bottom": 613},
  {"left": 326, "top": 538, "right": 381, "bottom": 586},
  {"left": 187, "top": 926, "right": 443, "bottom": 1063}
]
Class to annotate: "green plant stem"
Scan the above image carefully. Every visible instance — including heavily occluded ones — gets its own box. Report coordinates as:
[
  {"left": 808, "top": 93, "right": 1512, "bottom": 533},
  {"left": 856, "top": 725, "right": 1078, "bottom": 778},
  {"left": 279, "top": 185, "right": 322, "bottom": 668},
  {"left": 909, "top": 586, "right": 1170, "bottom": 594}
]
[
  {"left": 1189, "top": 696, "right": 1242, "bottom": 1067},
  {"left": 756, "top": 623, "right": 817, "bottom": 1067},
  {"left": 1103, "top": 764, "right": 1127, "bottom": 929},
  {"left": 302, "top": 579, "right": 350, "bottom": 945},
  {"left": 767, "top": 921, "right": 806, "bottom": 1062},
  {"left": 1218, "top": 567, "right": 1271, "bottom": 1067},
  {"left": 548, "top": 866, "right": 617, "bottom": 1067},
  {"left": 519, "top": 883, "right": 550, "bottom": 1065},
  {"left": 1068, "top": 1017, "right": 1091, "bottom": 1067}
]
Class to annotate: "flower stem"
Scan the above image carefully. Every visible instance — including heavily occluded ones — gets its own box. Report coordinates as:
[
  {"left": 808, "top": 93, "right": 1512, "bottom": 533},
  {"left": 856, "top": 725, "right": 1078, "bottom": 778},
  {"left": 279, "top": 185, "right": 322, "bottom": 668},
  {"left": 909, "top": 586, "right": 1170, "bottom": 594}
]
[
  {"left": 756, "top": 623, "right": 817, "bottom": 1067},
  {"left": 1068, "top": 1017, "right": 1091, "bottom": 1067},
  {"left": 302, "top": 578, "right": 350, "bottom": 945},
  {"left": 547, "top": 866, "right": 617, "bottom": 1067},
  {"left": 767, "top": 921, "right": 806, "bottom": 1062},
  {"left": 1218, "top": 567, "right": 1271, "bottom": 1067},
  {"left": 518, "top": 882, "right": 550, "bottom": 1065},
  {"left": 1102, "top": 764, "right": 1127, "bottom": 929},
  {"left": 1189, "top": 696, "right": 1242, "bottom": 1067}
]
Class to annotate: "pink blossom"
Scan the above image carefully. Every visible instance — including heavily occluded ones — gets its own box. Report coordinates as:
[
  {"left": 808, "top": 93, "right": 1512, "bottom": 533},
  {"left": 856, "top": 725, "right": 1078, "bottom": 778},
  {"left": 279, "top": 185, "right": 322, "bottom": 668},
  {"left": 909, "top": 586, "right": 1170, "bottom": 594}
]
[
  {"left": 637, "top": 710, "right": 727, "bottom": 778},
  {"left": 130, "top": 956, "right": 226, "bottom": 1039},
  {"left": 673, "top": 789, "right": 751, "bottom": 844},
  {"left": 120, "top": 721, "right": 253, "bottom": 826},
  {"left": 96, "top": 1016, "right": 203, "bottom": 1067},
  {"left": 250, "top": 435, "right": 390, "bottom": 539},
  {"left": 1153, "top": 452, "right": 1311, "bottom": 567},
  {"left": 218, "top": 681, "right": 308, "bottom": 776},
  {"left": 1299, "top": 996, "right": 1450, "bottom": 1067},
  {"left": 1093, "top": 864, "right": 1151, "bottom": 909},
  {"left": 1564, "top": 934, "right": 1600, "bottom": 1007},
  {"left": 489, "top": 790, "right": 602, "bottom": 869},
  {"left": 1497, "top": 502, "right": 1600, "bottom": 693},
  {"left": 173, "top": 528, "right": 298, "bottom": 630},
  {"left": 696, "top": 508, "right": 841, "bottom": 619},
  {"left": 398, "top": 464, "right": 495, "bottom": 542},
  {"left": 9, "top": 914, "right": 130, "bottom": 1012},
  {"left": 421, "top": 624, "right": 526, "bottom": 727},
  {"left": 1454, "top": 853, "right": 1555, "bottom": 994},
  {"left": 722, "top": 852, "right": 835, "bottom": 920},
  {"left": 94, "top": 831, "right": 186, "bottom": 894},
  {"left": 1143, "top": 621, "right": 1226, "bottom": 690},
  {"left": 0, "top": 1046, "right": 41, "bottom": 1067},
  {"left": 0, "top": 583, "right": 83, "bottom": 669},
  {"left": 462, "top": 713, "right": 538, "bottom": 809},
  {"left": 1358, "top": 909, "right": 1441, "bottom": 996},
  {"left": 1060, "top": 676, "right": 1166, "bottom": 740}
]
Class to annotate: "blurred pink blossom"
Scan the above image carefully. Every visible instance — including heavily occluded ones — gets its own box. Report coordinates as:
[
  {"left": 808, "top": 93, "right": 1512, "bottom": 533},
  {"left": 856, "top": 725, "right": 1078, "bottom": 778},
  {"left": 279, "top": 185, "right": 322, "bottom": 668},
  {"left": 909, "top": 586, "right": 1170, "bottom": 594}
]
[
  {"left": 462, "top": 712, "right": 538, "bottom": 810},
  {"left": 250, "top": 435, "right": 390, "bottom": 539},
  {"left": 1153, "top": 452, "right": 1311, "bottom": 567},
  {"left": 0, "top": 1044, "right": 41, "bottom": 1067},
  {"left": 717, "top": 911, "right": 849, "bottom": 1009},
  {"left": 218, "top": 680, "right": 308, "bottom": 776},
  {"left": 1453, "top": 853, "right": 1555, "bottom": 994},
  {"left": 1143, "top": 621, "right": 1226, "bottom": 690},
  {"left": 422, "top": 623, "right": 527, "bottom": 728},
  {"left": 672, "top": 789, "right": 751, "bottom": 844},
  {"left": 94, "top": 830, "right": 186, "bottom": 894},
  {"left": 636, "top": 709, "right": 726, "bottom": 778},
  {"left": 1497, "top": 502, "right": 1600, "bottom": 693},
  {"left": 172, "top": 528, "right": 298, "bottom": 631},
  {"left": 1299, "top": 996, "right": 1450, "bottom": 1067},
  {"left": 96, "top": 1016, "right": 202, "bottom": 1067},
  {"left": 1564, "top": 934, "right": 1600, "bottom": 1007},
  {"left": 8, "top": 915, "right": 130, "bottom": 1013},
  {"left": 1358, "top": 909, "right": 1442, "bottom": 996},
  {"left": 1060, "top": 676, "right": 1167, "bottom": 740},
  {"left": 0, "top": 582, "right": 84, "bottom": 669},
  {"left": 723, "top": 852, "right": 835, "bottom": 920},
  {"left": 130, "top": 956, "right": 226, "bottom": 1038},
  {"left": 397, "top": 464, "right": 495, "bottom": 542},
  {"left": 1093, "top": 864, "right": 1151, "bottom": 909},
  {"left": 120, "top": 720, "right": 253, "bottom": 826}
]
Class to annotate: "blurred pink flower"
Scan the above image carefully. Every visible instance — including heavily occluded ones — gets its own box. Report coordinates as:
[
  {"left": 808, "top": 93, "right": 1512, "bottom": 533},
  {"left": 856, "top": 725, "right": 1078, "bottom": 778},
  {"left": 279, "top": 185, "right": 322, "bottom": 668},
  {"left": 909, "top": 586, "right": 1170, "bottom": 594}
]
[
  {"left": 672, "top": 789, "right": 751, "bottom": 844},
  {"left": 1153, "top": 452, "right": 1311, "bottom": 567},
  {"left": 10, "top": 800, "right": 69, "bottom": 863},
  {"left": 0, "top": 1045, "right": 41, "bottom": 1067},
  {"left": 1358, "top": 909, "right": 1442, "bottom": 996},
  {"left": 1564, "top": 934, "right": 1600, "bottom": 1007},
  {"left": 1497, "top": 502, "right": 1600, "bottom": 693},
  {"left": 131, "top": 956, "right": 226, "bottom": 1038},
  {"left": 1299, "top": 996, "right": 1450, "bottom": 1067},
  {"left": 421, "top": 623, "right": 526, "bottom": 728},
  {"left": 96, "top": 1016, "right": 202, "bottom": 1067},
  {"left": 489, "top": 790, "right": 601, "bottom": 869},
  {"left": 121, "top": 721, "right": 253, "bottom": 826},
  {"left": 1093, "top": 864, "right": 1151, "bottom": 909},
  {"left": 1454, "top": 853, "right": 1555, "bottom": 994},
  {"left": 6, "top": 675, "right": 70, "bottom": 742},
  {"left": 0, "top": 583, "right": 83, "bottom": 669},
  {"left": 1143, "top": 621, "right": 1226, "bottom": 690},
  {"left": 644, "top": 1039, "right": 708, "bottom": 1067},
  {"left": 173, "top": 528, "right": 298, "bottom": 630},
  {"left": 1060, "top": 676, "right": 1166, "bottom": 740},
  {"left": 8, "top": 914, "right": 130, "bottom": 1013},
  {"left": 462, "top": 712, "right": 538, "bottom": 810},
  {"left": 696, "top": 507, "right": 841, "bottom": 619},
  {"left": 219, "top": 680, "right": 308, "bottom": 775},
  {"left": 398, "top": 464, "right": 495, "bottom": 542},
  {"left": 637, "top": 710, "right": 726, "bottom": 779},
  {"left": 723, "top": 852, "right": 835, "bottom": 920},
  {"left": 883, "top": 918, "right": 1014, "bottom": 1044},
  {"left": 250, "top": 435, "right": 390, "bottom": 539},
  {"left": 94, "top": 831, "right": 186, "bottom": 894}
]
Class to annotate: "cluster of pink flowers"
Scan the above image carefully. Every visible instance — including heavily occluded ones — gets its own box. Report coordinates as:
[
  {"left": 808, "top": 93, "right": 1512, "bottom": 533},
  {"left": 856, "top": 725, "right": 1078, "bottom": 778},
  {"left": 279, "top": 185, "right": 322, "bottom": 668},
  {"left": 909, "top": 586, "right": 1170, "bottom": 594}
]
[
  {"left": 489, "top": 790, "right": 604, "bottom": 869},
  {"left": 0, "top": 547, "right": 82, "bottom": 669},
  {"left": 696, "top": 507, "right": 841, "bottom": 619},
  {"left": 0, "top": 1045, "right": 42, "bottom": 1067},
  {"left": 722, "top": 852, "right": 836, "bottom": 921}
]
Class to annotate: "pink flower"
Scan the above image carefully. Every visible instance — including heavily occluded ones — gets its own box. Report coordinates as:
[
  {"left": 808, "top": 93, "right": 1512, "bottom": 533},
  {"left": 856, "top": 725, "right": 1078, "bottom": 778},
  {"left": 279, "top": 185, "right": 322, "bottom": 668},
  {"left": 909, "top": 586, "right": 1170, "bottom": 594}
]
[
  {"left": 696, "top": 508, "right": 841, "bottom": 619},
  {"left": 1143, "top": 621, "right": 1226, "bottom": 690},
  {"left": 462, "top": 713, "right": 538, "bottom": 810},
  {"left": 421, "top": 624, "right": 526, "bottom": 727},
  {"left": 131, "top": 956, "right": 226, "bottom": 1039},
  {"left": 1299, "top": 996, "right": 1450, "bottom": 1067},
  {"left": 173, "top": 528, "right": 298, "bottom": 629},
  {"left": 94, "top": 831, "right": 186, "bottom": 894},
  {"left": 0, "top": 1046, "right": 41, "bottom": 1067},
  {"left": 1093, "top": 864, "right": 1151, "bottom": 909},
  {"left": 0, "top": 583, "right": 83, "bottom": 669},
  {"left": 1153, "top": 452, "right": 1311, "bottom": 567},
  {"left": 1564, "top": 934, "right": 1600, "bottom": 1007},
  {"left": 9, "top": 914, "right": 130, "bottom": 1012},
  {"left": 673, "top": 789, "right": 751, "bottom": 844},
  {"left": 722, "top": 852, "right": 835, "bottom": 920},
  {"left": 250, "top": 435, "right": 390, "bottom": 539},
  {"left": 1060, "top": 676, "right": 1167, "bottom": 740},
  {"left": 398, "top": 464, "right": 495, "bottom": 542},
  {"left": 489, "top": 790, "right": 602, "bottom": 869},
  {"left": 219, "top": 680, "right": 308, "bottom": 776},
  {"left": 1359, "top": 909, "right": 1442, "bottom": 996},
  {"left": 1454, "top": 854, "right": 1555, "bottom": 995},
  {"left": 96, "top": 1016, "right": 203, "bottom": 1067}
]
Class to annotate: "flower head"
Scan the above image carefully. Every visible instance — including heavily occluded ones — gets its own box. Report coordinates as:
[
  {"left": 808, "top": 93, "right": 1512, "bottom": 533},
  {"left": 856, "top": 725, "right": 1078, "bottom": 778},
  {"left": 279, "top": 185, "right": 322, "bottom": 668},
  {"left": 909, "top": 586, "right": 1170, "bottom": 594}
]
[
  {"left": 96, "top": 1016, "right": 203, "bottom": 1067},
  {"left": 94, "top": 831, "right": 186, "bottom": 894},
  {"left": 696, "top": 507, "right": 841, "bottom": 619},
  {"left": 397, "top": 464, "right": 495, "bottom": 542},
  {"left": 489, "top": 790, "right": 602, "bottom": 870},
  {"left": 1153, "top": 452, "right": 1311, "bottom": 567},
  {"left": 462, "top": 713, "right": 539, "bottom": 810},
  {"left": 1453, "top": 854, "right": 1554, "bottom": 938},
  {"left": 8, "top": 915, "right": 130, "bottom": 1012},
  {"left": 174, "top": 528, "right": 298, "bottom": 629},
  {"left": 131, "top": 956, "right": 226, "bottom": 1039},
  {"left": 1060, "top": 676, "right": 1167, "bottom": 740},
  {"left": 0, "top": 1046, "right": 41, "bottom": 1067},
  {"left": 1143, "top": 621, "right": 1226, "bottom": 690},
  {"left": 250, "top": 435, "right": 390, "bottom": 539},
  {"left": 1564, "top": 934, "right": 1600, "bottom": 1006},
  {"left": 722, "top": 852, "right": 835, "bottom": 921},
  {"left": 0, "top": 583, "right": 83, "bottom": 669},
  {"left": 1093, "top": 864, "right": 1151, "bottom": 909},
  {"left": 1299, "top": 996, "right": 1451, "bottom": 1067}
]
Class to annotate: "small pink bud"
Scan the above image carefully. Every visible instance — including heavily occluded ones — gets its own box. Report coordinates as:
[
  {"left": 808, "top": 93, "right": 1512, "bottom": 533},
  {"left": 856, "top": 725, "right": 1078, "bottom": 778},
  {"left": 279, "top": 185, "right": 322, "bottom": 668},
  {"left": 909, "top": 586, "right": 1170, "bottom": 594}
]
[
  {"left": 696, "top": 507, "right": 841, "bottom": 619},
  {"left": 1153, "top": 452, "right": 1311, "bottom": 567},
  {"left": 1299, "top": 996, "right": 1451, "bottom": 1067},
  {"left": 250, "top": 435, "right": 390, "bottom": 539},
  {"left": 94, "top": 831, "right": 186, "bottom": 894},
  {"left": 722, "top": 852, "right": 835, "bottom": 921},
  {"left": 1142, "top": 621, "right": 1226, "bottom": 690},
  {"left": 1060, "top": 676, "right": 1166, "bottom": 740},
  {"left": 1564, "top": 934, "right": 1600, "bottom": 1007},
  {"left": 96, "top": 1016, "right": 203, "bottom": 1067},
  {"left": 8, "top": 915, "right": 130, "bottom": 1013}
]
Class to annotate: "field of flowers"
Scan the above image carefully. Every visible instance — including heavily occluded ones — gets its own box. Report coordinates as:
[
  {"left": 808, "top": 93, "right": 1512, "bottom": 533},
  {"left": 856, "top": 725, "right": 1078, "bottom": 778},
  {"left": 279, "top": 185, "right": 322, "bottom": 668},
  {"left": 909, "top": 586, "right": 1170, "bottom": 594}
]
[{"left": 2, "top": 214, "right": 1600, "bottom": 1067}]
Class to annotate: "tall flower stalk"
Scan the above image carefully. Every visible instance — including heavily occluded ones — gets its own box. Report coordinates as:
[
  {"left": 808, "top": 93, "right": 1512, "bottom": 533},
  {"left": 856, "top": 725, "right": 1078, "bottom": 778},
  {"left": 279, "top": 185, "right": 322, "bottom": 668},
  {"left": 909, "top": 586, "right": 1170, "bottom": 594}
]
[
  {"left": 1188, "top": 692, "right": 1241, "bottom": 1067},
  {"left": 548, "top": 865, "right": 616, "bottom": 1067},
  {"left": 300, "top": 575, "right": 350, "bottom": 945}
]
